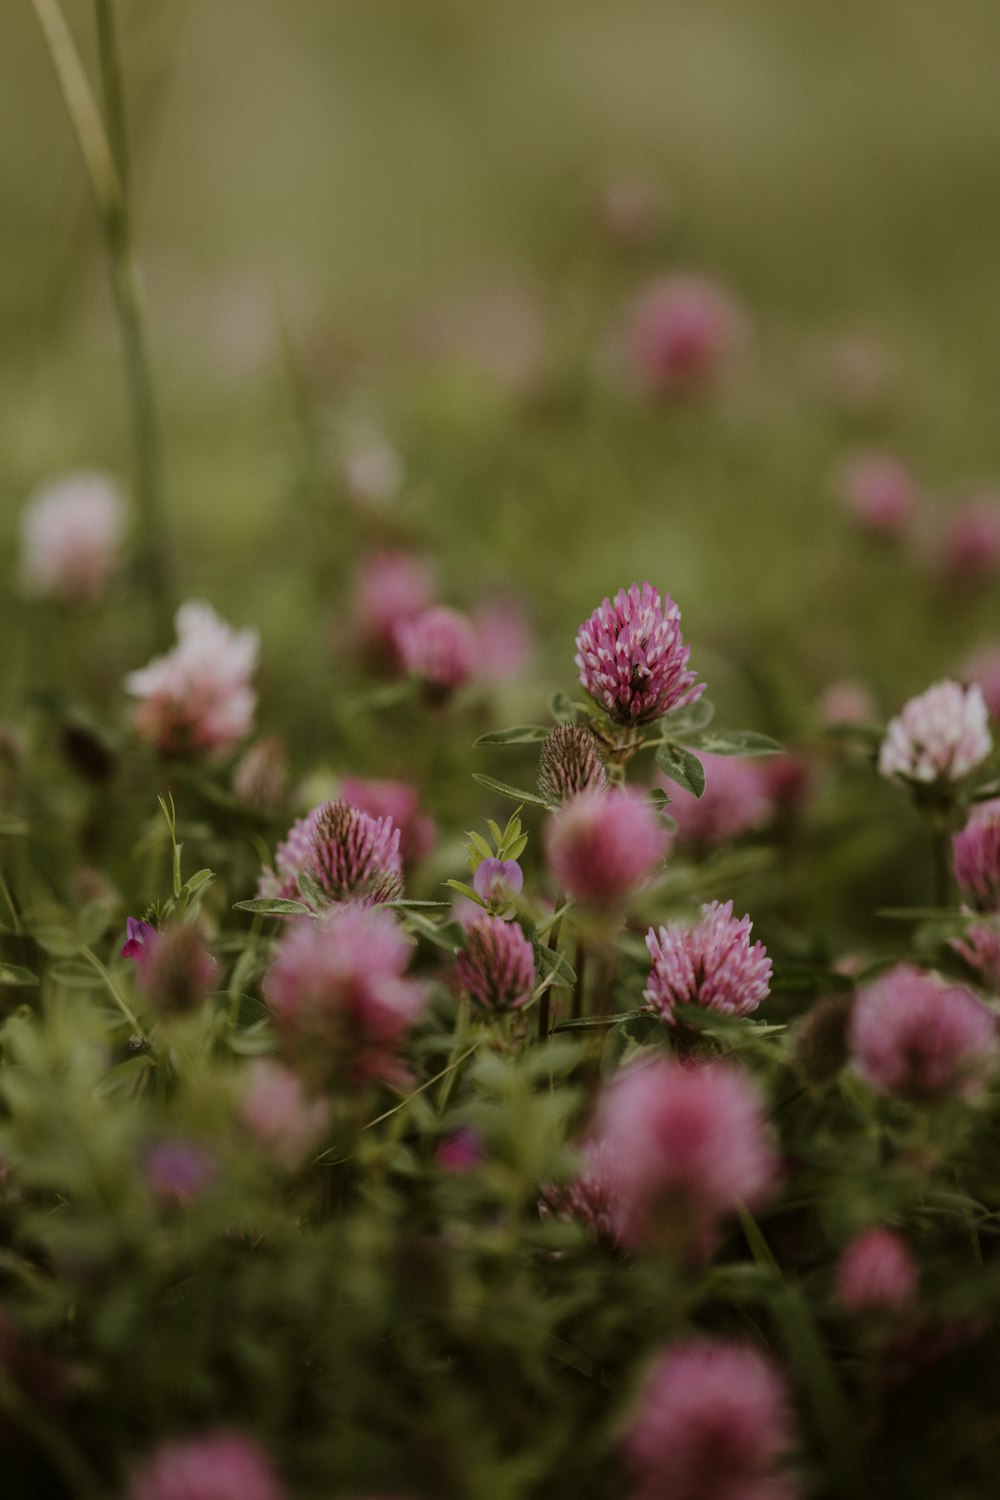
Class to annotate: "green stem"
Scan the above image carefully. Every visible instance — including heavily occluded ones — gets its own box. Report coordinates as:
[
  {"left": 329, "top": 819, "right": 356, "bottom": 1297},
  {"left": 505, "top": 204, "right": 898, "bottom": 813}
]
[{"left": 571, "top": 938, "right": 587, "bottom": 1021}]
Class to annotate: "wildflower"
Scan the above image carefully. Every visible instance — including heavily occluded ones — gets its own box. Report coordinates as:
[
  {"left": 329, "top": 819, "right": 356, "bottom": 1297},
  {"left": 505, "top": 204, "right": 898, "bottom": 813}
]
[
  {"left": 19, "top": 472, "right": 126, "bottom": 603},
  {"left": 472, "top": 598, "right": 535, "bottom": 682},
  {"left": 546, "top": 787, "right": 668, "bottom": 907},
  {"left": 339, "top": 776, "right": 435, "bottom": 866},
  {"left": 849, "top": 964, "right": 997, "bottom": 1102},
  {"left": 594, "top": 1058, "right": 776, "bottom": 1252},
  {"left": 258, "top": 806, "right": 323, "bottom": 901},
  {"left": 352, "top": 550, "right": 436, "bottom": 669},
  {"left": 819, "top": 679, "right": 878, "bottom": 726},
  {"left": 537, "top": 725, "right": 608, "bottom": 805},
  {"left": 953, "top": 803, "right": 1000, "bottom": 909},
  {"left": 952, "top": 914, "right": 1000, "bottom": 992},
  {"left": 623, "top": 1338, "right": 799, "bottom": 1500},
  {"left": 396, "top": 605, "right": 479, "bottom": 700},
  {"left": 456, "top": 916, "right": 535, "bottom": 1014},
  {"left": 264, "top": 905, "right": 426, "bottom": 1087},
  {"left": 878, "top": 680, "right": 991, "bottom": 784},
  {"left": 127, "top": 1432, "right": 287, "bottom": 1500},
  {"left": 836, "top": 1228, "right": 918, "bottom": 1317},
  {"left": 121, "top": 916, "right": 157, "bottom": 964},
  {"left": 836, "top": 451, "right": 917, "bottom": 538},
  {"left": 436, "top": 1127, "right": 484, "bottom": 1173},
  {"left": 135, "top": 923, "right": 218, "bottom": 1014},
  {"left": 539, "top": 1138, "right": 623, "bottom": 1250},
  {"left": 963, "top": 646, "right": 1000, "bottom": 721},
  {"left": 310, "top": 799, "right": 403, "bottom": 906},
  {"left": 471, "top": 858, "right": 523, "bottom": 907},
  {"left": 943, "top": 494, "right": 1000, "bottom": 579},
  {"left": 233, "top": 735, "right": 289, "bottom": 810},
  {"left": 143, "top": 1139, "right": 217, "bottom": 1208},
  {"left": 575, "top": 581, "right": 702, "bottom": 726},
  {"left": 645, "top": 900, "right": 771, "bottom": 1023},
  {"left": 239, "top": 1060, "right": 330, "bottom": 1169},
  {"left": 660, "top": 753, "right": 773, "bottom": 847},
  {"left": 627, "top": 274, "right": 741, "bottom": 396},
  {"left": 125, "top": 601, "right": 259, "bottom": 757}
]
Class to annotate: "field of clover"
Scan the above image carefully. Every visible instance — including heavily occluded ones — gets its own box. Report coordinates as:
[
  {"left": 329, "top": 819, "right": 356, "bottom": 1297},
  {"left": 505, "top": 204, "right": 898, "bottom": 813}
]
[{"left": 7, "top": 5, "right": 1000, "bottom": 1500}]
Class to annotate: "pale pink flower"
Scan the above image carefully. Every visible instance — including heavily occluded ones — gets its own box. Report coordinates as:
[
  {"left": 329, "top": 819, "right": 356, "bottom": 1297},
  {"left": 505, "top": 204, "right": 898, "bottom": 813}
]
[
  {"left": 125, "top": 601, "right": 259, "bottom": 757},
  {"left": 395, "top": 605, "right": 479, "bottom": 699},
  {"left": 538, "top": 725, "right": 608, "bottom": 805},
  {"left": 850, "top": 964, "right": 998, "bottom": 1101},
  {"left": 628, "top": 274, "right": 742, "bottom": 396},
  {"left": 835, "top": 452, "right": 917, "bottom": 538},
  {"left": 659, "top": 754, "right": 773, "bottom": 847},
  {"left": 878, "top": 680, "right": 991, "bottom": 784},
  {"left": 962, "top": 647, "right": 1000, "bottom": 721},
  {"left": 456, "top": 916, "right": 535, "bottom": 1014},
  {"left": 339, "top": 776, "right": 435, "bottom": 866},
  {"left": 472, "top": 598, "right": 535, "bottom": 682},
  {"left": 310, "top": 799, "right": 403, "bottom": 906},
  {"left": 623, "top": 1339, "right": 799, "bottom": 1500},
  {"left": 819, "top": 679, "right": 878, "bottom": 726},
  {"left": 594, "top": 1058, "right": 777, "bottom": 1252},
  {"left": 836, "top": 1228, "right": 918, "bottom": 1316},
  {"left": 575, "top": 581, "right": 702, "bottom": 726},
  {"left": 353, "top": 550, "right": 436, "bottom": 669},
  {"left": 943, "top": 494, "right": 1000, "bottom": 579},
  {"left": 546, "top": 787, "right": 669, "bottom": 907},
  {"left": 645, "top": 900, "right": 771, "bottom": 1023},
  {"left": 239, "top": 1060, "right": 329, "bottom": 1168},
  {"left": 19, "top": 472, "right": 126, "bottom": 603},
  {"left": 127, "top": 1432, "right": 286, "bottom": 1500},
  {"left": 953, "top": 803, "right": 1000, "bottom": 909},
  {"left": 264, "top": 905, "right": 426, "bottom": 1086}
]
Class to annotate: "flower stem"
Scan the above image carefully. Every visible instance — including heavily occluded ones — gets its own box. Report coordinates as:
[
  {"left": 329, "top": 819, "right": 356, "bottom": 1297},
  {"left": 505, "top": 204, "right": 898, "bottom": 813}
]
[{"left": 571, "top": 938, "right": 588, "bottom": 1021}]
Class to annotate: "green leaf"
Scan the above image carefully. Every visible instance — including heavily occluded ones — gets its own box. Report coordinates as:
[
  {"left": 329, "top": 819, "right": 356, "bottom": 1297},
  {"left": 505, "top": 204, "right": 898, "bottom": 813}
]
[
  {"left": 0, "top": 964, "right": 39, "bottom": 988},
  {"left": 233, "top": 897, "right": 312, "bottom": 916},
  {"left": 474, "top": 725, "right": 550, "bottom": 746},
  {"left": 538, "top": 945, "right": 575, "bottom": 987},
  {"left": 402, "top": 912, "right": 465, "bottom": 952},
  {"left": 549, "top": 691, "right": 576, "bottom": 725},
  {"left": 654, "top": 743, "right": 706, "bottom": 798},
  {"left": 656, "top": 698, "right": 715, "bottom": 734},
  {"left": 0, "top": 819, "right": 28, "bottom": 838},
  {"left": 676, "top": 728, "right": 784, "bottom": 757},
  {"left": 47, "top": 961, "right": 104, "bottom": 990},
  {"left": 385, "top": 899, "right": 454, "bottom": 912},
  {"left": 472, "top": 774, "right": 553, "bottom": 809},
  {"left": 445, "top": 879, "right": 485, "bottom": 906}
]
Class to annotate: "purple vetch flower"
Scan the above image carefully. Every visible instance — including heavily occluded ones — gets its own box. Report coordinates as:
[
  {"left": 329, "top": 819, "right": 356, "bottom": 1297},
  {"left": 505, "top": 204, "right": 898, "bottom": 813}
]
[
  {"left": 127, "top": 1432, "right": 287, "bottom": 1500},
  {"left": 472, "top": 858, "right": 523, "bottom": 907},
  {"left": 436, "top": 1127, "right": 485, "bottom": 1173},
  {"left": 850, "top": 964, "right": 998, "bottom": 1102},
  {"left": 878, "top": 680, "right": 992, "bottom": 784},
  {"left": 574, "top": 582, "right": 702, "bottom": 726},
  {"left": 310, "top": 799, "right": 403, "bottom": 906},
  {"left": 121, "top": 916, "right": 157, "bottom": 964},
  {"left": 258, "top": 806, "right": 323, "bottom": 901},
  {"left": 645, "top": 900, "right": 771, "bottom": 1023},
  {"left": 546, "top": 787, "right": 669, "bottom": 908},
  {"left": 623, "top": 1338, "right": 800, "bottom": 1500},
  {"left": 456, "top": 916, "right": 535, "bottom": 1014},
  {"left": 143, "top": 1138, "right": 217, "bottom": 1208},
  {"left": 836, "top": 1228, "right": 918, "bottom": 1317},
  {"left": 537, "top": 725, "right": 608, "bottom": 805},
  {"left": 395, "top": 605, "right": 479, "bottom": 699},
  {"left": 953, "top": 803, "right": 1000, "bottom": 909}
]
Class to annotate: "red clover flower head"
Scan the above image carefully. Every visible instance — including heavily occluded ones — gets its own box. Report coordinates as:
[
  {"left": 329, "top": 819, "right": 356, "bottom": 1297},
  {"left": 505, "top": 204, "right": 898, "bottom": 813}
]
[
  {"left": 836, "top": 1228, "right": 918, "bottom": 1317},
  {"left": 575, "top": 582, "right": 702, "bottom": 726},
  {"left": 878, "top": 680, "right": 991, "bottom": 784},
  {"left": 537, "top": 725, "right": 608, "bottom": 805},
  {"left": 456, "top": 915, "right": 535, "bottom": 1014},
  {"left": 396, "top": 605, "right": 479, "bottom": 699},
  {"left": 645, "top": 899, "right": 772, "bottom": 1023},
  {"left": 849, "top": 963, "right": 998, "bottom": 1102},
  {"left": 258, "top": 807, "right": 323, "bottom": 902},
  {"left": 127, "top": 1432, "right": 287, "bottom": 1500},
  {"left": 627, "top": 274, "right": 742, "bottom": 396},
  {"left": 546, "top": 786, "right": 668, "bottom": 907},
  {"left": 943, "top": 494, "right": 1000, "bottom": 580},
  {"left": 309, "top": 799, "right": 403, "bottom": 907},
  {"left": 953, "top": 803, "right": 1000, "bottom": 910},
  {"left": 836, "top": 451, "right": 917, "bottom": 538}
]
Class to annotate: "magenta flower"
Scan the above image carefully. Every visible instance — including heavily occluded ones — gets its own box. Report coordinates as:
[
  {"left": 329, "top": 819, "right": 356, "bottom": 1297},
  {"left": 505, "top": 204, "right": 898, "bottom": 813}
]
[
  {"left": 645, "top": 900, "right": 771, "bottom": 1024},
  {"left": 538, "top": 725, "right": 608, "bottom": 805},
  {"left": 127, "top": 1432, "right": 286, "bottom": 1500},
  {"left": 125, "top": 601, "right": 259, "bottom": 757},
  {"left": 878, "top": 680, "right": 992, "bottom": 784},
  {"left": 943, "top": 494, "right": 1000, "bottom": 579},
  {"left": 436, "top": 1127, "right": 485, "bottom": 1173},
  {"left": 953, "top": 804, "right": 1000, "bottom": 909},
  {"left": 575, "top": 582, "right": 702, "bottom": 726},
  {"left": 121, "top": 916, "right": 157, "bottom": 964},
  {"left": 836, "top": 451, "right": 917, "bottom": 538},
  {"left": 264, "top": 905, "right": 426, "bottom": 1086},
  {"left": 963, "top": 647, "right": 1000, "bottom": 722},
  {"left": 660, "top": 753, "right": 774, "bottom": 847},
  {"left": 627, "top": 274, "right": 742, "bottom": 396},
  {"left": 850, "top": 964, "right": 998, "bottom": 1102},
  {"left": 836, "top": 1228, "right": 918, "bottom": 1317},
  {"left": 395, "top": 605, "right": 479, "bottom": 699},
  {"left": 546, "top": 787, "right": 669, "bottom": 908},
  {"left": 456, "top": 916, "right": 535, "bottom": 1014},
  {"left": 539, "top": 1138, "right": 624, "bottom": 1251},
  {"left": 593, "top": 1058, "right": 777, "bottom": 1253},
  {"left": 472, "top": 858, "right": 523, "bottom": 907},
  {"left": 239, "top": 1060, "right": 330, "bottom": 1169},
  {"left": 258, "top": 807, "right": 324, "bottom": 901},
  {"left": 143, "top": 1138, "right": 217, "bottom": 1208},
  {"left": 339, "top": 776, "right": 435, "bottom": 866},
  {"left": 623, "top": 1338, "right": 799, "bottom": 1500},
  {"left": 310, "top": 799, "right": 403, "bottom": 907},
  {"left": 19, "top": 472, "right": 126, "bottom": 603},
  {"left": 353, "top": 550, "right": 436, "bottom": 670}
]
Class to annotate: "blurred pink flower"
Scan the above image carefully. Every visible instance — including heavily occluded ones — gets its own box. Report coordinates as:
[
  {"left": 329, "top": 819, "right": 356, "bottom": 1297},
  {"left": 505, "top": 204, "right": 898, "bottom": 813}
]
[
  {"left": 645, "top": 899, "right": 772, "bottom": 1023},
  {"left": 878, "top": 680, "right": 991, "bottom": 784},
  {"left": 239, "top": 1059, "right": 330, "bottom": 1168},
  {"left": 963, "top": 647, "right": 1000, "bottom": 721},
  {"left": 627, "top": 274, "right": 742, "bottom": 396},
  {"left": 835, "top": 452, "right": 917, "bottom": 538},
  {"left": 943, "top": 494, "right": 1000, "bottom": 579},
  {"left": 135, "top": 923, "right": 218, "bottom": 1014},
  {"left": 546, "top": 787, "right": 668, "bottom": 908},
  {"left": 472, "top": 598, "right": 535, "bottom": 682},
  {"left": 659, "top": 753, "right": 773, "bottom": 846},
  {"left": 850, "top": 964, "right": 997, "bottom": 1102},
  {"left": 836, "top": 1227, "right": 918, "bottom": 1317},
  {"left": 128, "top": 1432, "right": 286, "bottom": 1500},
  {"left": 575, "top": 581, "right": 702, "bottom": 726},
  {"left": 623, "top": 1338, "right": 799, "bottom": 1500},
  {"left": 819, "top": 679, "right": 878, "bottom": 726},
  {"left": 353, "top": 551, "right": 436, "bottom": 670},
  {"left": 436, "top": 1127, "right": 485, "bottom": 1173},
  {"left": 539, "top": 1137, "right": 624, "bottom": 1250},
  {"left": 594, "top": 1058, "right": 777, "bottom": 1252},
  {"left": 258, "top": 807, "right": 323, "bottom": 901},
  {"left": 126, "top": 601, "right": 259, "bottom": 757},
  {"left": 310, "top": 799, "right": 403, "bottom": 906},
  {"left": 143, "top": 1139, "right": 217, "bottom": 1208},
  {"left": 472, "top": 858, "right": 523, "bottom": 907},
  {"left": 19, "top": 472, "right": 126, "bottom": 603},
  {"left": 339, "top": 438, "right": 403, "bottom": 509},
  {"left": 339, "top": 776, "right": 435, "bottom": 867},
  {"left": 264, "top": 905, "right": 426, "bottom": 1086},
  {"left": 953, "top": 803, "right": 1000, "bottom": 910},
  {"left": 456, "top": 915, "right": 535, "bottom": 1014},
  {"left": 396, "top": 605, "right": 479, "bottom": 699}
]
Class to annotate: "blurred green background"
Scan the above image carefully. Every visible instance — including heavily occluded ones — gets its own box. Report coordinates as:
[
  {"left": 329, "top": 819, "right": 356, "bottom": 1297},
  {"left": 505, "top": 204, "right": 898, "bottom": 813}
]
[{"left": 4, "top": 0, "right": 1000, "bottom": 712}]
